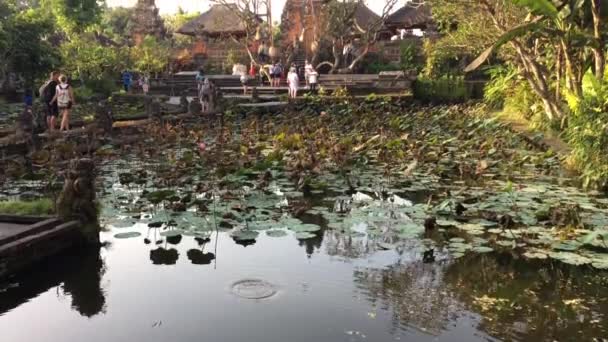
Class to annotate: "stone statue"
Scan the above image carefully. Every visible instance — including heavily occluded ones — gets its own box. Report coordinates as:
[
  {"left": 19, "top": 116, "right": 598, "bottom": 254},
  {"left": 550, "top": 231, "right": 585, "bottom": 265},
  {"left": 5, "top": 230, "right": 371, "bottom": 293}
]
[
  {"left": 57, "top": 158, "right": 99, "bottom": 244},
  {"left": 95, "top": 100, "right": 114, "bottom": 135}
]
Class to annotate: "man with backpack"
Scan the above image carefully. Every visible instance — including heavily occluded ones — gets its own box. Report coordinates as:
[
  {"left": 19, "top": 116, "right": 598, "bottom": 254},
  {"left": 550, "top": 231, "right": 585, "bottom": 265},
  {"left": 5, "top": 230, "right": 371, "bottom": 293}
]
[{"left": 39, "top": 71, "right": 60, "bottom": 132}]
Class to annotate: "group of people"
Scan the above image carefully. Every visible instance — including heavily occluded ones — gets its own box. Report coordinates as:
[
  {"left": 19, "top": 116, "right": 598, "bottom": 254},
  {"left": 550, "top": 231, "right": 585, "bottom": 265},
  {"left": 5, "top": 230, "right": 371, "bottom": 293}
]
[
  {"left": 39, "top": 71, "right": 76, "bottom": 132},
  {"left": 121, "top": 70, "right": 150, "bottom": 95},
  {"left": 235, "top": 60, "right": 319, "bottom": 99}
]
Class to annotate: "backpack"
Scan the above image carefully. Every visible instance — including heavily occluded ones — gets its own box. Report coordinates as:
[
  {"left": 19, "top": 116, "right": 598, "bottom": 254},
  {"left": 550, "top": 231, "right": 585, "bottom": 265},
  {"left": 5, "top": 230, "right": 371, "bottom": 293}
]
[
  {"left": 39, "top": 81, "right": 52, "bottom": 101},
  {"left": 57, "top": 84, "right": 71, "bottom": 106}
]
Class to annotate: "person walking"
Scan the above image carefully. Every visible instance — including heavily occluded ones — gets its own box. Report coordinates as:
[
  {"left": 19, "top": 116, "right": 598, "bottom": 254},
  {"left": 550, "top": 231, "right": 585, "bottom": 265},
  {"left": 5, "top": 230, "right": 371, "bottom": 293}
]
[
  {"left": 122, "top": 70, "right": 133, "bottom": 93},
  {"left": 196, "top": 68, "right": 205, "bottom": 92},
  {"left": 308, "top": 69, "right": 318, "bottom": 93},
  {"left": 50, "top": 75, "right": 75, "bottom": 132},
  {"left": 304, "top": 60, "right": 314, "bottom": 87},
  {"left": 287, "top": 67, "right": 299, "bottom": 99},
  {"left": 140, "top": 74, "right": 150, "bottom": 95},
  {"left": 40, "top": 71, "right": 60, "bottom": 132}
]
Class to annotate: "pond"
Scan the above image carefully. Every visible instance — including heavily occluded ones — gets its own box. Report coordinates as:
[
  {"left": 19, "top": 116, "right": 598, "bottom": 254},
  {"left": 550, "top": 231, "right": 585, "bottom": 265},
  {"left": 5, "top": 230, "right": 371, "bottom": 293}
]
[{"left": 1, "top": 104, "right": 608, "bottom": 341}]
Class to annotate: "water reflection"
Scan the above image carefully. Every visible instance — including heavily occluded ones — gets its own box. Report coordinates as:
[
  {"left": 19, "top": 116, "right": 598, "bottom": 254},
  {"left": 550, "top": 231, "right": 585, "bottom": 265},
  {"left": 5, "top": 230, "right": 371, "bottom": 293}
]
[
  {"left": 187, "top": 237, "right": 216, "bottom": 265},
  {"left": 353, "top": 261, "right": 463, "bottom": 335},
  {"left": 443, "top": 253, "right": 608, "bottom": 341},
  {"left": 149, "top": 247, "right": 179, "bottom": 265},
  {"left": 0, "top": 247, "right": 106, "bottom": 318}
]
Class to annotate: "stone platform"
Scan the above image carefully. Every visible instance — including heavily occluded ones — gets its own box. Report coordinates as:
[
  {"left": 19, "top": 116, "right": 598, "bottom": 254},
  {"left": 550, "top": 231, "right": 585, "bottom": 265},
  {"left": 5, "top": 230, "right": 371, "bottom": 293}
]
[{"left": 0, "top": 215, "right": 83, "bottom": 278}]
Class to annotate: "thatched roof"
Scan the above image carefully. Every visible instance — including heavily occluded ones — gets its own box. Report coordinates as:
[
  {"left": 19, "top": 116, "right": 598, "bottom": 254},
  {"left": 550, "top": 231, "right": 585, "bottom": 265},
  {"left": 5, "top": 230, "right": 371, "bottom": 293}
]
[
  {"left": 177, "top": 4, "right": 261, "bottom": 37},
  {"left": 386, "top": 3, "right": 432, "bottom": 29},
  {"left": 352, "top": 3, "right": 381, "bottom": 29}
]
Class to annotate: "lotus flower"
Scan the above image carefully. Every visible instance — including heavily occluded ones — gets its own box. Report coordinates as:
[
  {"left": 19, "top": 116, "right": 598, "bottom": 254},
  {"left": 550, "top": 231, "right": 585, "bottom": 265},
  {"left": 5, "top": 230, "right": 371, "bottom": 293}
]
[{"left": 198, "top": 142, "right": 206, "bottom": 152}]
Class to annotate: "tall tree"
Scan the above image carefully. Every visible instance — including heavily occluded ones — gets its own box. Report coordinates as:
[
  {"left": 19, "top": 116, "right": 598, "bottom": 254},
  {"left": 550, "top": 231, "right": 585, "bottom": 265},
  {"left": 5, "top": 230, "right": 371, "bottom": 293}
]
[{"left": 45, "top": 0, "right": 103, "bottom": 34}]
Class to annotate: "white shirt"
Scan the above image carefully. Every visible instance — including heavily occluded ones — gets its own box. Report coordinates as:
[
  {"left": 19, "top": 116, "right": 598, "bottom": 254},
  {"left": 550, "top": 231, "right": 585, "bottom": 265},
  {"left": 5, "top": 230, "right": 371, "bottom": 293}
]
[
  {"left": 287, "top": 72, "right": 299, "bottom": 86},
  {"left": 309, "top": 72, "right": 318, "bottom": 84}
]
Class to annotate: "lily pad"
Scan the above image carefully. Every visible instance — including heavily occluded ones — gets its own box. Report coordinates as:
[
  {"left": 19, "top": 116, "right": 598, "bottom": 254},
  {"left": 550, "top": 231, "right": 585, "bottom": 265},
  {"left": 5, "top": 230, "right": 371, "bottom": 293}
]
[
  {"left": 266, "top": 229, "right": 288, "bottom": 238},
  {"left": 549, "top": 251, "right": 591, "bottom": 265},
  {"left": 289, "top": 224, "right": 321, "bottom": 233},
  {"left": 472, "top": 246, "right": 494, "bottom": 253},
  {"left": 114, "top": 232, "right": 142, "bottom": 239},
  {"left": 231, "top": 230, "right": 259, "bottom": 241},
  {"left": 295, "top": 232, "right": 317, "bottom": 240}
]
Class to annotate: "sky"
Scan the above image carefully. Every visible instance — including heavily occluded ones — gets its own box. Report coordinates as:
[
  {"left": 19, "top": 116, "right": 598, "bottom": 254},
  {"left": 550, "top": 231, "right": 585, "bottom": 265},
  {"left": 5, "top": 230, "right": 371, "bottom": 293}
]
[{"left": 105, "top": 0, "right": 396, "bottom": 19}]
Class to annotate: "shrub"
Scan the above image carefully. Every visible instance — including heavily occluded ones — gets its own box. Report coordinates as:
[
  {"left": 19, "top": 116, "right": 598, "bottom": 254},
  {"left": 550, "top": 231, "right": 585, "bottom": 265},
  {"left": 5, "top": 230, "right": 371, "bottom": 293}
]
[
  {"left": 564, "top": 74, "right": 608, "bottom": 189},
  {"left": 0, "top": 198, "right": 54, "bottom": 216},
  {"left": 413, "top": 76, "right": 471, "bottom": 103}
]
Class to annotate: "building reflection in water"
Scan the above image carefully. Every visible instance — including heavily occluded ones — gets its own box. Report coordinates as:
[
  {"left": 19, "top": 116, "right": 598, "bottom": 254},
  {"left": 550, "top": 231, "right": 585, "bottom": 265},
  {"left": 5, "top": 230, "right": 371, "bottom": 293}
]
[{"left": 0, "top": 246, "right": 107, "bottom": 318}]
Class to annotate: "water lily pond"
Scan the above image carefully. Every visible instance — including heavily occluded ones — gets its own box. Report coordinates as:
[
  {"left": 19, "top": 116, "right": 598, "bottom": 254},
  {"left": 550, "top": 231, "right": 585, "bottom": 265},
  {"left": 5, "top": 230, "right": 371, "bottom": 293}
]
[{"left": 1, "top": 104, "right": 608, "bottom": 341}]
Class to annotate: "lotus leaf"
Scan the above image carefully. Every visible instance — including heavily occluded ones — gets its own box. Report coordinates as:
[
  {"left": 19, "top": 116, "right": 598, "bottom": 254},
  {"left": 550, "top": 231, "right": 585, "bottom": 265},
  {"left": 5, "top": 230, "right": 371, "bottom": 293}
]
[
  {"left": 523, "top": 249, "right": 549, "bottom": 259},
  {"left": 160, "top": 230, "right": 184, "bottom": 237},
  {"left": 549, "top": 252, "right": 591, "bottom": 265},
  {"left": 472, "top": 246, "right": 493, "bottom": 253},
  {"left": 114, "top": 232, "right": 142, "bottom": 239},
  {"left": 289, "top": 224, "right": 321, "bottom": 233},
  {"left": 231, "top": 230, "right": 259, "bottom": 241},
  {"left": 496, "top": 240, "right": 516, "bottom": 248},
  {"left": 295, "top": 232, "right": 317, "bottom": 240},
  {"left": 266, "top": 229, "right": 288, "bottom": 237}
]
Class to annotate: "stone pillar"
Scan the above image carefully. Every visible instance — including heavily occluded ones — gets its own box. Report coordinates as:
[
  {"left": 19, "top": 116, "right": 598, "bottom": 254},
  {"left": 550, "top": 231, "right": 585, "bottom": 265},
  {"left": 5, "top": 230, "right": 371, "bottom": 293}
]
[
  {"left": 95, "top": 100, "right": 114, "bottom": 135},
  {"left": 57, "top": 158, "right": 100, "bottom": 244}
]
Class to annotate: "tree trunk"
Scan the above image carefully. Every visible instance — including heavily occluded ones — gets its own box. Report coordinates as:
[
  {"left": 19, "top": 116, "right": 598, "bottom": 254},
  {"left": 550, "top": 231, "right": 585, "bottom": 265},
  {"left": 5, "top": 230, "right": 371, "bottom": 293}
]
[
  {"left": 591, "top": 0, "right": 605, "bottom": 80},
  {"left": 347, "top": 44, "right": 371, "bottom": 72}
]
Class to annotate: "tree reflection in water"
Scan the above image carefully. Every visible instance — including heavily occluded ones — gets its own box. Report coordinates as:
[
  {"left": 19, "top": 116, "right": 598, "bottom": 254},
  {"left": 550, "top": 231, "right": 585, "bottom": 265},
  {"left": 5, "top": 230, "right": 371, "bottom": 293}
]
[
  {"left": 0, "top": 246, "right": 107, "bottom": 318},
  {"left": 353, "top": 261, "right": 463, "bottom": 335},
  {"left": 443, "top": 253, "right": 608, "bottom": 341}
]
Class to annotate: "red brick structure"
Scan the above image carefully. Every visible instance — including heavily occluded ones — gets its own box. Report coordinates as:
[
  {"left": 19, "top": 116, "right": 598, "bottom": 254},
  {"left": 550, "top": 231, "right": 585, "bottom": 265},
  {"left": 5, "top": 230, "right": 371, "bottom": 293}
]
[{"left": 130, "top": 0, "right": 166, "bottom": 45}]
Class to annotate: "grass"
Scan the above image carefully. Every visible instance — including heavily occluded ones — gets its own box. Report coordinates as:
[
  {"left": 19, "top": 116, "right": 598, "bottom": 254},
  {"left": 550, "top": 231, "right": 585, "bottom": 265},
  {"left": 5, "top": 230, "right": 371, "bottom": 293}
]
[{"left": 0, "top": 199, "right": 55, "bottom": 216}]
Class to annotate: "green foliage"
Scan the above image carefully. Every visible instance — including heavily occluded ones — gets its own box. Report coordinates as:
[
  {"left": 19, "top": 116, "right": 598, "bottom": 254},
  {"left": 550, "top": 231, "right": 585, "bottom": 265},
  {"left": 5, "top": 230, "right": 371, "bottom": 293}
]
[
  {"left": 413, "top": 76, "right": 469, "bottom": 103},
  {"left": 163, "top": 9, "right": 199, "bottom": 49},
  {"left": 130, "top": 35, "right": 171, "bottom": 74},
  {"left": 399, "top": 40, "right": 422, "bottom": 72},
  {"left": 483, "top": 65, "right": 519, "bottom": 109},
  {"left": 0, "top": 198, "right": 54, "bottom": 216},
  {"left": 565, "top": 73, "right": 608, "bottom": 189},
  {"left": 61, "top": 33, "right": 128, "bottom": 83},
  {"left": 100, "top": 6, "right": 134, "bottom": 43},
  {"left": 44, "top": 0, "right": 102, "bottom": 34},
  {"left": 0, "top": 8, "right": 60, "bottom": 85},
  {"left": 359, "top": 52, "right": 399, "bottom": 74}
]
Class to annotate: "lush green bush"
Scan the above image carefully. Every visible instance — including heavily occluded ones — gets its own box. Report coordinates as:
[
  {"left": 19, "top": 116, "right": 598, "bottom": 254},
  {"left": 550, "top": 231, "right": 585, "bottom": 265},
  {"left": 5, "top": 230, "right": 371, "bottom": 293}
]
[
  {"left": 413, "top": 76, "right": 482, "bottom": 103},
  {"left": 399, "top": 40, "right": 423, "bottom": 72},
  {"left": 0, "top": 198, "right": 54, "bottom": 216},
  {"left": 564, "top": 74, "right": 608, "bottom": 189},
  {"left": 359, "top": 52, "right": 400, "bottom": 74}
]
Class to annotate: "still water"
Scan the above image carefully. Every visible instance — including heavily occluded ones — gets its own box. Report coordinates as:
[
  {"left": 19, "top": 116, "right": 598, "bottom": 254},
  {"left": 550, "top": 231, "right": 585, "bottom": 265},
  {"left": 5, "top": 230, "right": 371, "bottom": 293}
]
[{"left": 1, "top": 159, "right": 607, "bottom": 342}]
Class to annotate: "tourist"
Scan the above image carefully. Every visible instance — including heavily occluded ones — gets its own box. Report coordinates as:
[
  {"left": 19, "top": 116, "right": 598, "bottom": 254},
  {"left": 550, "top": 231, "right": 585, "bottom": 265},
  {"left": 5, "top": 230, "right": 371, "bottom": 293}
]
[
  {"left": 275, "top": 62, "right": 283, "bottom": 87},
  {"left": 196, "top": 68, "right": 205, "bottom": 92},
  {"left": 24, "top": 88, "right": 33, "bottom": 108},
  {"left": 199, "top": 78, "right": 212, "bottom": 113},
  {"left": 240, "top": 71, "right": 249, "bottom": 95},
  {"left": 40, "top": 71, "right": 59, "bottom": 132},
  {"left": 308, "top": 69, "right": 318, "bottom": 93},
  {"left": 271, "top": 63, "right": 280, "bottom": 87},
  {"left": 121, "top": 70, "right": 133, "bottom": 93},
  {"left": 287, "top": 67, "right": 299, "bottom": 99},
  {"left": 50, "top": 75, "right": 75, "bottom": 132},
  {"left": 249, "top": 62, "right": 257, "bottom": 81},
  {"left": 304, "top": 60, "right": 314, "bottom": 87},
  {"left": 140, "top": 74, "right": 150, "bottom": 95}
]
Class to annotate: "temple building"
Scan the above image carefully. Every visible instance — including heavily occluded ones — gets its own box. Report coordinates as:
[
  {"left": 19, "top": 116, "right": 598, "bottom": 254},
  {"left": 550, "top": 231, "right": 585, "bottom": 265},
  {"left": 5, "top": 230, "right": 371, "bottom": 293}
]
[
  {"left": 130, "top": 0, "right": 167, "bottom": 45},
  {"left": 176, "top": 4, "right": 263, "bottom": 71}
]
